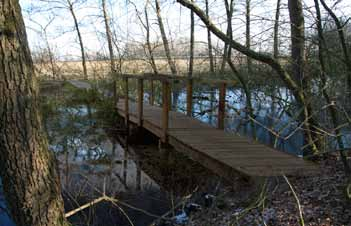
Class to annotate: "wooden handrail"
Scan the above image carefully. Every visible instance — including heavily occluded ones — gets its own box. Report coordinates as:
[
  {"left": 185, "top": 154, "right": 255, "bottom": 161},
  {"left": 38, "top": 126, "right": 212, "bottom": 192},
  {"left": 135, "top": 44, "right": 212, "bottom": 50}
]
[
  {"left": 121, "top": 72, "right": 228, "bottom": 145},
  {"left": 118, "top": 73, "right": 237, "bottom": 86}
]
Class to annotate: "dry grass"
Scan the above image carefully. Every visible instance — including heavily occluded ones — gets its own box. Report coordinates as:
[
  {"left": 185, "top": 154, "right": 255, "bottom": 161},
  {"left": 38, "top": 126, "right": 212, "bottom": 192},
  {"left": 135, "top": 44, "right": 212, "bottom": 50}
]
[{"left": 35, "top": 58, "right": 219, "bottom": 80}]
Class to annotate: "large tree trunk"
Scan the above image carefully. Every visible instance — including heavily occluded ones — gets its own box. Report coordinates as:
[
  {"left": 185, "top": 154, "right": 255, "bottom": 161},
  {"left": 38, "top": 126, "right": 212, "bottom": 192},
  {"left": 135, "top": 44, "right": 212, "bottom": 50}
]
[
  {"left": 0, "top": 1, "right": 69, "bottom": 226},
  {"left": 68, "top": 0, "right": 88, "bottom": 79},
  {"left": 288, "top": 0, "right": 319, "bottom": 155},
  {"left": 155, "top": 0, "right": 177, "bottom": 75},
  {"left": 288, "top": 0, "right": 305, "bottom": 87}
]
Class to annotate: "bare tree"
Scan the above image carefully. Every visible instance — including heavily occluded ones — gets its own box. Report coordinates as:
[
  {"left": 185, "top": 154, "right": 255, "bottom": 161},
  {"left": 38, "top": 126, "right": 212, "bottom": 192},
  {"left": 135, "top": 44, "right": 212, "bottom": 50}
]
[
  {"left": 0, "top": 0, "right": 69, "bottom": 225},
  {"left": 130, "top": 0, "right": 158, "bottom": 74},
  {"left": 155, "top": 0, "right": 177, "bottom": 75},
  {"left": 102, "top": 0, "right": 116, "bottom": 73},
  {"left": 224, "top": 0, "right": 256, "bottom": 139},
  {"left": 189, "top": 0, "right": 195, "bottom": 78},
  {"left": 205, "top": 0, "right": 215, "bottom": 73},
  {"left": 273, "top": 0, "right": 281, "bottom": 59},
  {"left": 288, "top": 0, "right": 320, "bottom": 154},
  {"left": 67, "top": 0, "right": 88, "bottom": 79},
  {"left": 28, "top": 16, "right": 58, "bottom": 79},
  {"left": 144, "top": 0, "right": 158, "bottom": 74},
  {"left": 246, "top": 0, "right": 252, "bottom": 74},
  {"left": 313, "top": 0, "right": 351, "bottom": 175},
  {"left": 177, "top": 0, "right": 321, "bottom": 155},
  {"left": 319, "top": 0, "right": 351, "bottom": 93}
]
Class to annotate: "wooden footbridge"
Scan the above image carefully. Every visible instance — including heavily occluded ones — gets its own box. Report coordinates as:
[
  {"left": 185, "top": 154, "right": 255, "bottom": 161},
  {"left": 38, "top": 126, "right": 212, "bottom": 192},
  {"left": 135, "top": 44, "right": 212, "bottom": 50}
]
[{"left": 116, "top": 74, "right": 318, "bottom": 179}]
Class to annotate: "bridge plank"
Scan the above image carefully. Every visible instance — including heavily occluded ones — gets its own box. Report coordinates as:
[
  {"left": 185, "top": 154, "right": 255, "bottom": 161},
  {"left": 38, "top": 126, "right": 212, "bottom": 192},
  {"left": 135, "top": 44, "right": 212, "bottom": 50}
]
[{"left": 117, "top": 99, "right": 318, "bottom": 177}]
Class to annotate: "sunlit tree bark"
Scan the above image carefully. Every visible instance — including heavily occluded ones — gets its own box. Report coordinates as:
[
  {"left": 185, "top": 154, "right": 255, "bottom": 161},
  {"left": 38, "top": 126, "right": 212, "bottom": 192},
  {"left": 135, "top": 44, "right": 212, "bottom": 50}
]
[{"left": 0, "top": 1, "right": 69, "bottom": 225}]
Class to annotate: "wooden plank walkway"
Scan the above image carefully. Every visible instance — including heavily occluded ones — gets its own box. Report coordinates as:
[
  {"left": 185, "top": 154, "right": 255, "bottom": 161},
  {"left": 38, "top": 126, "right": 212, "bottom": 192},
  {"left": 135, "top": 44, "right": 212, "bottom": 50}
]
[{"left": 117, "top": 99, "right": 318, "bottom": 178}]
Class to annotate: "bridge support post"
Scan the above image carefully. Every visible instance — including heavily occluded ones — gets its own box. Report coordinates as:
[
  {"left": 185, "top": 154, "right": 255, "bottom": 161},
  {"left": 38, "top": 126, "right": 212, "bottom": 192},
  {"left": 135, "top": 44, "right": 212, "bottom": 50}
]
[
  {"left": 137, "top": 78, "right": 144, "bottom": 127},
  {"left": 124, "top": 77, "right": 129, "bottom": 127},
  {"left": 162, "top": 81, "right": 170, "bottom": 143},
  {"left": 149, "top": 80, "right": 154, "bottom": 105},
  {"left": 124, "top": 77, "right": 130, "bottom": 151},
  {"left": 217, "top": 82, "right": 226, "bottom": 130},
  {"left": 186, "top": 78, "right": 193, "bottom": 117}
]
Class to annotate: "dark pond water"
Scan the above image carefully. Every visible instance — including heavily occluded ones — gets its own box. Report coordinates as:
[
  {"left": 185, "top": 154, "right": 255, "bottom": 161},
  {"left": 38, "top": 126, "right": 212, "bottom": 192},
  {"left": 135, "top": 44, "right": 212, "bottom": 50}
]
[
  {"left": 0, "top": 84, "right": 217, "bottom": 226},
  {"left": 0, "top": 178, "right": 16, "bottom": 226},
  {"left": 1, "top": 81, "right": 350, "bottom": 226}
]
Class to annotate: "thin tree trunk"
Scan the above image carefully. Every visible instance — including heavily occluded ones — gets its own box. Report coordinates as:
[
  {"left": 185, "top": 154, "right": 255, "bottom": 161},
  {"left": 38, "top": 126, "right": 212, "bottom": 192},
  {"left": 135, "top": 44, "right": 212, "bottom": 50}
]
[
  {"left": 155, "top": 0, "right": 177, "bottom": 75},
  {"left": 189, "top": 0, "right": 195, "bottom": 78},
  {"left": 205, "top": 0, "right": 214, "bottom": 73},
  {"left": 68, "top": 0, "right": 88, "bottom": 79},
  {"left": 220, "top": 44, "right": 228, "bottom": 72},
  {"left": 246, "top": 0, "right": 252, "bottom": 74},
  {"left": 288, "top": 0, "right": 319, "bottom": 155},
  {"left": 314, "top": 0, "right": 351, "bottom": 175},
  {"left": 102, "top": 0, "right": 118, "bottom": 101},
  {"left": 319, "top": 0, "right": 351, "bottom": 93},
  {"left": 102, "top": 0, "right": 116, "bottom": 73},
  {"left": 46, "top": 35, "right": 56, "bottom": 79},
  {"left": 145, "top": 0, "right": 158, "bottom": 74},
  {"left": 273, "top": 0, "right": 281, "bottom": 59},
  {"left": 270, "top": 0, "right": 281, "bottom": 145},
  {"left": 0, "top": 1, "right": 69, "bottom": 225},
  {"left": 224, "top": 0, "right": 256, "bottom": 139}
]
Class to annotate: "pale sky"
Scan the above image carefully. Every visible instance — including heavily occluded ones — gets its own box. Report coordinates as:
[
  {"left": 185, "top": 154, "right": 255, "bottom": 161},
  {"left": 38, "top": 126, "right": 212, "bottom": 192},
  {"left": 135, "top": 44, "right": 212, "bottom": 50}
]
[{"left": 19, "top": 0, "right": 351, "bottom": 60}]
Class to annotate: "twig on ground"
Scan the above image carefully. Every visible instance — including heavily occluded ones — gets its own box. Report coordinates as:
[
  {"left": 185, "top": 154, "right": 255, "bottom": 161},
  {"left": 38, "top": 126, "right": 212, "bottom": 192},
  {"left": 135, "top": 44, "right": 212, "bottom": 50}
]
[
  {"left": 65, "top": 196, "right": 106, "bottom": 218},
  {"left": 283, "top": 175, "right": 305, "bottom": 226}
]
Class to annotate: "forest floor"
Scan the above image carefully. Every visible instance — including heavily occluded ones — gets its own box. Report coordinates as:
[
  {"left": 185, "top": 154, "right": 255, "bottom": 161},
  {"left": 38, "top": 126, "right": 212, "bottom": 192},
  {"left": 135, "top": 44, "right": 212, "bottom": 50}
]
[{"left": 154, "top": 153, "right": 351, "bottom": 226}]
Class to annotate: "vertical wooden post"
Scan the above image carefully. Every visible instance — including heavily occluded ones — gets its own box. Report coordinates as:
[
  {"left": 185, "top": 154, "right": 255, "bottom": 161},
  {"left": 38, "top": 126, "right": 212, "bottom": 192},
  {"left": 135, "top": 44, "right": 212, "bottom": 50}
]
[
  {"left": 124, "top": 77, "right": 130, "bottom": 151},
  {"left": 186, "top": 78, "right": 193, "bottom": 117},
  {"left": 137, "top": 78, "right": 144, "bottom": 127},
  {"left": 217, "top": 82, "right": 226, "bottom": 129},
  {"left": 162, "top": 81, "right": 170, "bottom": 143},
  {"left": 150, "top": 80, "right": 155, "bottom": 105},
  {"left": 124, "top": 77, "right": 129, "bottom": 126}
]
